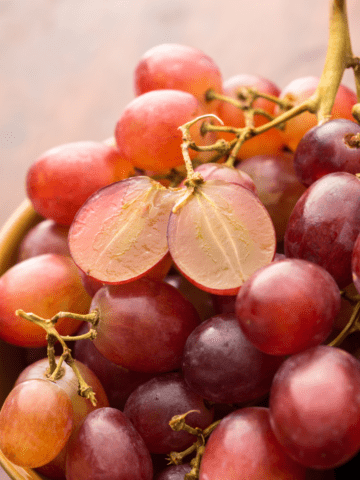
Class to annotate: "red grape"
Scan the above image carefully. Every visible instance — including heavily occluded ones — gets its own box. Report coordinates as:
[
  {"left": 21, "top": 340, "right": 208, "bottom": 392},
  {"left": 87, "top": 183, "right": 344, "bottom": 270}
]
[
  {"left": 275, "top": 76, "right": 357, "bottom": 151},
  {"left": 182, "top": 313, "right": 284, "bottom": 404},
  {"left": 199, "top": 407, "right": 307, "bottom": 479},
  {"left": 218, "top": 74, "right": 286, "bottom": 158},
  {"left": 167, "top": 179, "right": 276, "bottom": 294},
  {"left": 0, "top": 379, "right": 73, "bottom": 468},
  {"left": 0, "top": 254, "right": 91, "bottom": 347},
  {"left": 18, "top": 219, "right": 70, "bottom": 261},
  {"left": 238, "top": 153, "right": 306, "bottom": 241},
  {"left": 65, "top": 407, "right": 153, "bottom": 480},
  {"left": 293, "top": 118, "right": 360, "bottom": 187},
  {"left": 269, "top": 345, "right": 360, "bottom": 469},
  {"left": 73, "top": 323, "right": 155, "bottom": 410},
  {"left": 134, "top": 43, "right": 223, "bottom": 112},
  {"left": 15, "top": 357, "right": 109, "bottom": 479},
  {"left": 69, "top": 176, "right": 183, "bottom": 285},
  {"left": 284, "top": 171, "right": 360, "bottom": 288},
  {"left": 114, "top": 89, "right": 216, "bottom": 173},
  {"left": 91, "top": 278, "right": 201, "bottom": 372},
  {"left": 235, "top": 258, "right": 340, "bottom": 355},
  {"left": 26, "top": 141, "right": 134, "bottom": 225},
  {"left": 123, "top": 372, "right": 214, "bottom": 454},
  {"left": 193, "top": 162, "right": 257, "bottom": 194}
]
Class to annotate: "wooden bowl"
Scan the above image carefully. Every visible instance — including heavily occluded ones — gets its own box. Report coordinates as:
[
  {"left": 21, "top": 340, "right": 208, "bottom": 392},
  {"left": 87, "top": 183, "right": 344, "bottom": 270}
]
[{"left": 0, "top": 200, "right": 48, "bottom": 480}]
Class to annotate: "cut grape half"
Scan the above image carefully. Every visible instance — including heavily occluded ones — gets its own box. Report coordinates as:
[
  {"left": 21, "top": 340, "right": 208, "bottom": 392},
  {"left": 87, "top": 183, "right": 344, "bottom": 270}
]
[
  {"left": 69, "top": 176, "right": 184, "bottom": 284},
  {"left": 167, "top": 180, "right": 276, "bottom": 294}
]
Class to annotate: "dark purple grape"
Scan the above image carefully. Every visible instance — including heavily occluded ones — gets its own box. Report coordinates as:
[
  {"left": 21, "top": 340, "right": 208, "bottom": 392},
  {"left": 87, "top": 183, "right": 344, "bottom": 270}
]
[
  {"left": 181, "top": 313, "right": 284, "bottom": 404},
  {"left": 284, "top": 172, "right": 360, "bottom": 288},
  {"left": 123, "top": 372, "right": 214, "bottom": 454},
  {"left": 65, "top": 407, "right": 153, "bottom": 480},
  {"left": 269, "top": 346, "right": 360, "bottom": 469},
  {"left": 294, "top": 119, "right": 360, "bottom": 187}
]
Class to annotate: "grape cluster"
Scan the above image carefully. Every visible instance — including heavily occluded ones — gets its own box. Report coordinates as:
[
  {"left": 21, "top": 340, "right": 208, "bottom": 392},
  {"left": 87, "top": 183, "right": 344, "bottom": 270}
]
[{"left": 0, "top": 23, "right": 360, "bottom": 480}]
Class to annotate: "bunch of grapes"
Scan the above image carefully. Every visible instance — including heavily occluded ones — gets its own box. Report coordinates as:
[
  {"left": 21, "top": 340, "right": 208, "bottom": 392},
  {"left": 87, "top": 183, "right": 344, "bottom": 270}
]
[{"left": 1, "top": 1, "right": 360, "bottom": 479}]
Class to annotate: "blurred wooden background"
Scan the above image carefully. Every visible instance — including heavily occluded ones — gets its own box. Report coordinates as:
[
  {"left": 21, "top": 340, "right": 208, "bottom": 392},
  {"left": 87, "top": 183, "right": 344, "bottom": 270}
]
[{"left": 1, "top": 0, "right": 360, "bottom": 227}]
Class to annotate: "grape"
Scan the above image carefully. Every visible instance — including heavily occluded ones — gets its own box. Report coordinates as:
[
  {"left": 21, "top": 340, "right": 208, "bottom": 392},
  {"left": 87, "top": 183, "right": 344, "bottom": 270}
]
[
  {"left": 269, "top": 345, "right": 360, "bottom": 469},
  {"left": 275, "top": 76, "right": 357, "bottom": 151},
  {"left": 238, "top": 153, "right": 306, "bottom": 241},
  {"left": 0, "top": 254, "right": 91, "bottom": 347},
  {"left": 352, "top": 233, "right": 360, "bottom": 295},
  {"left": 65, "top": 407, "right": 153, "bottom": 480},
  {"left": 193, "top": 162, "right": 257, "bottom": 194},
  {"left": 182, "top": 313, "right": 284, "bottom": 404},
  {"left": 164, "top": 272, "right": 215, "bottom": 321},
  {"left": 91, "top": 278, "right": 201, "bottom": 372},
  {"left": 167, "top": 179, "right": 276, "bottom": 294},
  {"left": 123, "top": 372, "right": 214, "bottom": 454},
  {"left": 15, "top": 357, "right": 109, "bottom": 479},
  {"left": 134, "top": 43, "right": 223, "bottom": 112},
  {"left": 18, "top": 219, "right": 70, "bottom": 261},
  {"left": 155, "top": 463, "right": 192, "bottom": 480},
  {"left": 69, "top": 176, "right": 183, "bottom": 285},
  {"left": 284, "top": 171, "right": 360, "bottom": 288},
  {"left": 199, "top": 407, "right": 307, "bottom": 479},
  {"left": 218, "top": 74, "right": 285, "bottom": 158},
  {"left": 0, "top": 379, "right": 73, "bottom": 468},
  {"left": 73, "top": 323, "right": 155, "bottom": 410},
  {"left": 114, "top": 89, "right": 216, "bottom": 173},
  {"left": 235, "top": 258, "right": 340, "bottom": 355},
  {"left": 293, "top": 118, "right": 360, "bottom": 187},
  {"left": 26, "top": 141, "right": 134, "bottom": 225}
]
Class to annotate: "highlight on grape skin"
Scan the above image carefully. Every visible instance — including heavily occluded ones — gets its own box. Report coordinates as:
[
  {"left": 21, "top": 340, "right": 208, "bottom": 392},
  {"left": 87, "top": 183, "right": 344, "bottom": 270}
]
[{"left": 167, "top": 179, "right": 276, "bottom": 295}]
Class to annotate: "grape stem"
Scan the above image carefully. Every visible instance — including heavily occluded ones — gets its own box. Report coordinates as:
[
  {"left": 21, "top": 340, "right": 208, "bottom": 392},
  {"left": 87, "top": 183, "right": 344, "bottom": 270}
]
[
  {"left": 15, "top": 308, "right": 99, "bottom": 406},
  {"left": 190, "top": 0, "right": 360, "bottom": 164},
  {"left": 167, "top": 410, "right": 221, "bottom": 479},
  {"left": 328, "top": 301, "right": 360, "bottom": 347}
]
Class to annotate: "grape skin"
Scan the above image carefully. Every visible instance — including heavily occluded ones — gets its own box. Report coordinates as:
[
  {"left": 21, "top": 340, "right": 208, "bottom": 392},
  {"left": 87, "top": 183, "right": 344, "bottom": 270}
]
[
  {"left": 123, "top": 372, "right": 214, "bottom": 454},
  {"left": 65, "top": 407, "right": 153, "bottom": 480},
  {"left": 91, "top": 278, "right": 201, "bottom": 372},
  {"left": 284, "top": 171, "right": 360, "bottom": 289},
  {"left": 0, "top": 253, "right": 91, "bottom": 347},
  {"left": 235, "top": 258, "right": 340, "bottom": 355},
  {"left": 293, "top": 119, "right": 360, "bottom": 187},
  {"left": 134, "top": 43, "right": 223, "bottom": 111},
  {"left": 0, "top": 379, "right": 74, "bottom": 468},
  {"left": 199, "top": 407, "right": 307, "bottom": 479},
  {"left": 182, "top": 313, "right": 284, "bottom": 404},
  {"left": 269, "top": 346, "right": 360, "bottom": 469}
]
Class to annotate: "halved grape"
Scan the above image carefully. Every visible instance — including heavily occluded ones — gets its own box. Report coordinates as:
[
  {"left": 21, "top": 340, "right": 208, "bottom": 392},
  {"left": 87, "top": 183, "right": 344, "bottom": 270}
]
[
  {"left": 167, "top": 180, "right": 276, "bottom": 294},
  {"left": 69, "top": 176, "right": 184, "bottom": 284}
]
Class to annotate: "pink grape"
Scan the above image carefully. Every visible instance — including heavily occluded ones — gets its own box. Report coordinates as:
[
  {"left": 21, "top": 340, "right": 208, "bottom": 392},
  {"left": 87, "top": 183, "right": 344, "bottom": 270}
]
[{"left": 134, "top": 43, "right": 223, "bottom": 112}]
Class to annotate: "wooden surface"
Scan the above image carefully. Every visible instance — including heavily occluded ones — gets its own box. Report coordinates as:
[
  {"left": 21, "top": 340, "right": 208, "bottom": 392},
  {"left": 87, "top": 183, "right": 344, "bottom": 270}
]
[{"left": 1, "top": 0, "right": 360, "bottom": 227}]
